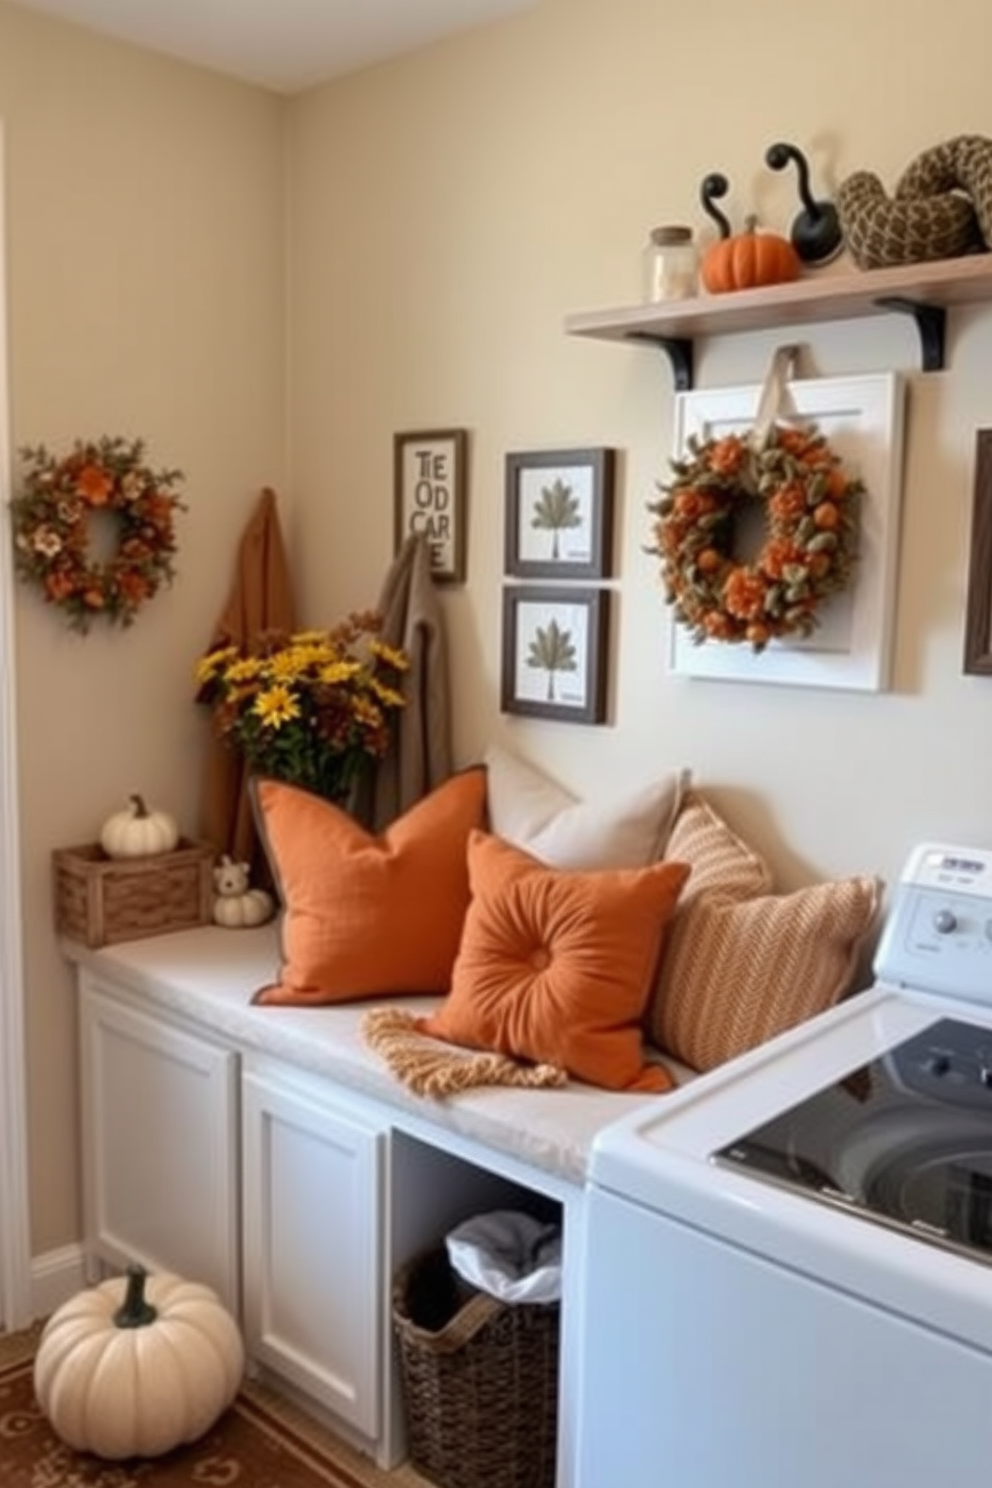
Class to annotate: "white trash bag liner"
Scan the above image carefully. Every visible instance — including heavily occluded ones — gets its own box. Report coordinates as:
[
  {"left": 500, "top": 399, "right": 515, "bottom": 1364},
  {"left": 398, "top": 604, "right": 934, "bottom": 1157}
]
[{"left": 445, "top": 1210, "right": 562, "bottom": 1304}]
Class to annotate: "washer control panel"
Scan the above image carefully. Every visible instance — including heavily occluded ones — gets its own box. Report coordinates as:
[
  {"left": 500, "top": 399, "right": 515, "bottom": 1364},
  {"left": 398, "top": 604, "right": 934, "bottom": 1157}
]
[{"left": 875, "top": 842, "right": 992, "bottom": 1003}]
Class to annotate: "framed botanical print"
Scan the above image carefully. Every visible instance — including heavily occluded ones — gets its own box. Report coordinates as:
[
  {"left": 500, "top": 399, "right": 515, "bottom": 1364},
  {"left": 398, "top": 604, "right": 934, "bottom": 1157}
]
[
  {"left": 504, "top": 447, "right": 616, "bottom": 580},
  {"left": 500, "top": 585, "right": 610, "bottom": 724}
]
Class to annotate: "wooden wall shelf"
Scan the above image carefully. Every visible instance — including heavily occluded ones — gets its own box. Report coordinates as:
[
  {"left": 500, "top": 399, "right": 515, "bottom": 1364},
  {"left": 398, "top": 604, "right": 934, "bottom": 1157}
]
[{"left": 564, "top": 254, "right": 992, "bottom": 389}]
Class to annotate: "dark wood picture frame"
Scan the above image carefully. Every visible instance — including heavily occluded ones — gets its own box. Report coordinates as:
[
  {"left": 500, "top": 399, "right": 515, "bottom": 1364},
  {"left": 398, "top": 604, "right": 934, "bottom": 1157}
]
[
  {"left": 393, "top": 428, "right": 468, "bottom": 585},
  {"left": 500, "top": 585, "right": 610, "bottom": 724},
  {"left": 964, "top": 428, "right": 992, "bottom": 676},
  {"left": 504, "top": 447, "right": 616, "bottom": 579}
]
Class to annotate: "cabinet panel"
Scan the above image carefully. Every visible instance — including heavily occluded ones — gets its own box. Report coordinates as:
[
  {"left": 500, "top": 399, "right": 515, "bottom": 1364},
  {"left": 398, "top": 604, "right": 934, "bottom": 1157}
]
[
  {"left": 241, "top": 1066, "right": 383, "bottom": 1438},
  {"left": 79, "top": 977, "right": 240, "bottom": 1312}
]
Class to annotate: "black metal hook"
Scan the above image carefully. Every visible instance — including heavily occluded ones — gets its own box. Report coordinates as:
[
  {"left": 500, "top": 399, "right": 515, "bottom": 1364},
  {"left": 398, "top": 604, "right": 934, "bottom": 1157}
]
[
  {"left": 764, "top": 142, "right": 843, "bottom": 265},
  {"left": 699, "top": 173, "right": 733, "bottom": 239}
]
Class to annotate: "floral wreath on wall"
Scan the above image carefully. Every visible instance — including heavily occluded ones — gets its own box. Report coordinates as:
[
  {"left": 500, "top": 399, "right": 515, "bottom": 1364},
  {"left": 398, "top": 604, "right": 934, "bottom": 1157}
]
[
  {"left": 647, "top": 423, "right": 864, "bottom": 652},
  {"left": 9, "top": 436, "right": 186, "bottom": 634}
]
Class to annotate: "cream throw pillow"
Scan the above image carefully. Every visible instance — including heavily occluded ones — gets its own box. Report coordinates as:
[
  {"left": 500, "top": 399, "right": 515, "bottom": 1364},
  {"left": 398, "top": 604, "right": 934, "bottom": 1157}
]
[
  {"left": 484, "top": 743, "right": 689, "bottom": 870},
  {"left": 647, "top": 792, "right": 882, "bottom": 1071}
]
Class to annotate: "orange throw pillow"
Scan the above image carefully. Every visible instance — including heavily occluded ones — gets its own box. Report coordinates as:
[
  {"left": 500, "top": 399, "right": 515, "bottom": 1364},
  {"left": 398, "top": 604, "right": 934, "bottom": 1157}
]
[
  {"left": 418, "top": 832, "right": 690, "bottom": 1092},
  {"left": 251, "top": 768, "right": 487, "bottom": 1004}
]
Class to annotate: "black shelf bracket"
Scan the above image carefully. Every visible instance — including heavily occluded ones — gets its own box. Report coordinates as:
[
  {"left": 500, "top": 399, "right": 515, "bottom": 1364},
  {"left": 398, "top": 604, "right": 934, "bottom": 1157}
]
[
  {"left": 873, "top": 296, "right": 947, "bottom": 372},
  {"left": 626, "top": 331, "right": 695, "bottom": 391}
]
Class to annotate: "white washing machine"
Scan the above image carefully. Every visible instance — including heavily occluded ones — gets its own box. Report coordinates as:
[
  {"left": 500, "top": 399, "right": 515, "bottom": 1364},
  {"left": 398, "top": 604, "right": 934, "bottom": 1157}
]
[{"left": 575, "top": 843, "right": 992, "bottom": 1488}]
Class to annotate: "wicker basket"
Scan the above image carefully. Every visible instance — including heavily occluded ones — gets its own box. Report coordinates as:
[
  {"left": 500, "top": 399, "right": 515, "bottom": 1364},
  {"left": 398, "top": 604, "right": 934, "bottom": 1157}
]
[
  {"left": 53, "top": 839, "right": 215, "bottom": 948},
  {"left": 392, "top": 1247, "right": 560, "bottom": 1488}
]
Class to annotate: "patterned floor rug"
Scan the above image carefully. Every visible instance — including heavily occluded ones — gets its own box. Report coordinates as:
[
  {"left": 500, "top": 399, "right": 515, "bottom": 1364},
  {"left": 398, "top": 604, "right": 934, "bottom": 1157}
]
[{"left": 0, "top": 1325, "right": 432, "bottom": 1488}]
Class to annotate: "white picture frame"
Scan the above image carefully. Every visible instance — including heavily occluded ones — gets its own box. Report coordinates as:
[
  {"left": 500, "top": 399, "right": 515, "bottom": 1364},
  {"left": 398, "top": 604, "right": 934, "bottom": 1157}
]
[{"left": 666, "top": 371, "right": 906, "bottom": 692}]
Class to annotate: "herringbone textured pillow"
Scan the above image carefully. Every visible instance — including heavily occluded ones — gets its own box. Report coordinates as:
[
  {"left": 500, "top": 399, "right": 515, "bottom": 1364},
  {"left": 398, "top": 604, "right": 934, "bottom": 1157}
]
[
  {"left": 646, "top": 794, "right": 882, "bottom": 1071},
  {"left": 661, "top": 791, "right": 772, "bottom": 906}
]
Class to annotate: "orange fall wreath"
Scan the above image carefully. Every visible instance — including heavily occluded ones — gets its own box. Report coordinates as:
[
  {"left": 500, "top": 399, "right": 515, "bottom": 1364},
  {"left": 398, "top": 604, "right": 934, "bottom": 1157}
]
[
  {"left": 10, "top": 436, "right": 186, "bottom": 633},
  {"left": 647, "top": 423, "right": 864, "bottom": 651}
]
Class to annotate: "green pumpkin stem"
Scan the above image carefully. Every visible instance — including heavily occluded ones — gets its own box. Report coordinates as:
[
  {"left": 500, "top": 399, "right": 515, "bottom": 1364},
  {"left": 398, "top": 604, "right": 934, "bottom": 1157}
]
[{"left": 113, "top": 1264, "right": 158, "bottom": 1328}]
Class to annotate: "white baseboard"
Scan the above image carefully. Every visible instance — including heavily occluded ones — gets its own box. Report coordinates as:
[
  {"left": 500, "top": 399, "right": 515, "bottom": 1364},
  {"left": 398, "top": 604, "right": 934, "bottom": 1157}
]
[{"left": 30, "top": 1244, "right": 87, "bottom": 1321}]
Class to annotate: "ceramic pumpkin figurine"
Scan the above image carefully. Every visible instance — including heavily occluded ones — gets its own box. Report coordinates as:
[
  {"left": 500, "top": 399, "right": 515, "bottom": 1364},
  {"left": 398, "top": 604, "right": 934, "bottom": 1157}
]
[
  {"left": 698, "top": 172, "right": 800, "bottom": 293},
  {"left": 212, "top": 854, "right": 275, "bottom": 928},
  {"left": 33, "top": 1265, "right": 244, "bottom": 1459},
  {"left": 100, "top": 792, "right": 179, "bottom": 859}
]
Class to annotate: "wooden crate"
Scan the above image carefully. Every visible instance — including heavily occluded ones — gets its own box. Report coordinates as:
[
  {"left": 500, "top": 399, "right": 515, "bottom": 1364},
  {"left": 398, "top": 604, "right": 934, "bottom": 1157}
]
[{"left": 53, "top": 839, "right": 215, "bottom": 948}]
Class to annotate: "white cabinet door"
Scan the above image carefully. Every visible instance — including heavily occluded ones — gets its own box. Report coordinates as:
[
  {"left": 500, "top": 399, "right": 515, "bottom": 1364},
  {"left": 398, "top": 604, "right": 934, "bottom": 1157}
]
[
  {"left": 241, "top": 1061, "right": 383, "bottom": 1439},
  {"left": 78, "top": 975, "right": 240, "bottom": 1312}
]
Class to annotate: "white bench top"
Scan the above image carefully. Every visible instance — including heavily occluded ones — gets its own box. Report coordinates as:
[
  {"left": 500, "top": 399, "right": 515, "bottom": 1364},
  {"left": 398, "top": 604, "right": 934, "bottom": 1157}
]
[{"left": 67, "top": 925, "right": 688, "bottom": 1187}]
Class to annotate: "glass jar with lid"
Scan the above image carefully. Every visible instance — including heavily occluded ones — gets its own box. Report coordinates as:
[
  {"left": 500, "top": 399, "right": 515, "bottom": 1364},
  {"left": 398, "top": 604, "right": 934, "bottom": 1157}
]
[{"left": 642, "top": 224, "right": 699, "bottom": 302}]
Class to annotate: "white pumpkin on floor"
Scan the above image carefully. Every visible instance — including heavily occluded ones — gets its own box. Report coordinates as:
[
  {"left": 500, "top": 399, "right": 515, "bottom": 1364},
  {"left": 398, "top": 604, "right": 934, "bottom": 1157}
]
[{"left": 33, "top": 1265, "right": 244, "bottom": 1460}]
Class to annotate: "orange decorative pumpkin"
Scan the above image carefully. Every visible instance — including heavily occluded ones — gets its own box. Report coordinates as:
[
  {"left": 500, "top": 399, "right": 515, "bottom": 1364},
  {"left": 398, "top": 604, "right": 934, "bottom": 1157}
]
[{"left": 701, "top": 215, "right": 800, "bottom": 294}]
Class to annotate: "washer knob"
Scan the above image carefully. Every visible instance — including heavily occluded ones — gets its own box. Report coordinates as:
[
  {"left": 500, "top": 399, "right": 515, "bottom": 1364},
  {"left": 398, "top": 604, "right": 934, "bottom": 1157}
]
[{"left": 933, "top": 908, "right": 957, "bottom": 935}]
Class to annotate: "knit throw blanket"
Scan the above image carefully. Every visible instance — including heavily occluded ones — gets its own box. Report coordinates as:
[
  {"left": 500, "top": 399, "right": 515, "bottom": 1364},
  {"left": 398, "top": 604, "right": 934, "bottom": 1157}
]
[{"left": 362, "top": 1009, "right": 567, "bottom": 1099}]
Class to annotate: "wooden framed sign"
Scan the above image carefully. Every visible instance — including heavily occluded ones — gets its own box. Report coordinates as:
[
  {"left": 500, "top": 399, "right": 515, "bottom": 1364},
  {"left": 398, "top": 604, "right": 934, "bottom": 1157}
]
[{"left": 393, "top": 428, "right": 468, "bottom": 584}]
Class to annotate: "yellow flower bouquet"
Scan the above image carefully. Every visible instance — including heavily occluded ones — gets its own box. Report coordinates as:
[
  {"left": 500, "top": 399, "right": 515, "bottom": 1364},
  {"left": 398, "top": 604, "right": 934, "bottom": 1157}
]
[{"left": 195, "top": 613, "right": 408, "bottom": 803}]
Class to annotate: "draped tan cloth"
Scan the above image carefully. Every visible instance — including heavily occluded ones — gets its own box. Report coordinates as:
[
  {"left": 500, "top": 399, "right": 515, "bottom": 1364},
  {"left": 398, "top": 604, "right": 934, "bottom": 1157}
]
[
  {"left": 197, "top": 488, "right": 297, "bottom": 873},
  {"left": 356, "top": 534, "right": 454, "bottom": 831}
]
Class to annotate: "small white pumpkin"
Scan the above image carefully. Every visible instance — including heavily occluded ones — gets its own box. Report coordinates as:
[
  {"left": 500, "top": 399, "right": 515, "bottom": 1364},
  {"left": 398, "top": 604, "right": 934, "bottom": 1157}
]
[
  {"left": 212, "top": 854, "right": 275, "bottom": 928},
  {"left": 33, "top": 1264, "right": 244, "bottom": 1460},
  {"left": 100, "top": 792, "right": 179, "bottom": 859}
]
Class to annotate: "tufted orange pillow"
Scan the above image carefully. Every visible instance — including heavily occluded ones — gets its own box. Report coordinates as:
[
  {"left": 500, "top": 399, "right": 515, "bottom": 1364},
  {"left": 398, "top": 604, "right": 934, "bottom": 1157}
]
[
  {"left": 646, "top": 793, "right": 882, "bottom": 1071},
  {"left": 417, "top": 831, "right": 690, "bottom": 1092},
  {"left": 251, "top": 768, "right": 487, "bottom": 1005}
]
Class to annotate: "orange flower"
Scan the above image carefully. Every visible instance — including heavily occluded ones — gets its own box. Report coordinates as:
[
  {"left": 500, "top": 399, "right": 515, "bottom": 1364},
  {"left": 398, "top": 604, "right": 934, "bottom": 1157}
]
[
  {"left": 142, "top": 494, "right": 178, "bottom": 527},
  {"left": 76, "top": 464, "right": 114, "bottom": 506},
  {"left": 813, "top": 501, "right": 840, "bottom": 530},
  {"left": 723, "top": 566, "right": 767, "bottom": 622},
  {"left": 117, "top": 571, "right": 151, "bottom": 603},
  {"left": 776, "top": 428, "right": 811, "bottom": 458},
  {"left": 702, "top": 611, "right": 736, "bottom": 640},
  {"left": 708, "top": 435, "right": 746, "bottom": 477},
  {"left": 768, "top": 483, "right": 807, "bottom": 523},
  {"left": 82, "top": 588, "right": 105, "bottom": 609},
  {"left": 674, "top": 489, "right": 704, "bottom": 520},
  {"left": 760, "top": 538, "right": 804, "bottom": 580},
  {"left": 45, "top": 571, "right": 75, "bottom": 601}
]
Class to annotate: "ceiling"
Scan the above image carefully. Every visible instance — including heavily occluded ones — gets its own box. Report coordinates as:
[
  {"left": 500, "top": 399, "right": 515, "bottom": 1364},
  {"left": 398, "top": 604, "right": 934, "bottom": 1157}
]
[{"left": 12, "top": 0, "right": 540, "bottom": 93}]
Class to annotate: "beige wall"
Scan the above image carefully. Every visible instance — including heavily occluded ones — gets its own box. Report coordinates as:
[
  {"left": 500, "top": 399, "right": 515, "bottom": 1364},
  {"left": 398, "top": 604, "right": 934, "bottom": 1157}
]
[
  {"left": 0, "top": 2, "right": 288, "bottom": 1252},
  {"left": 8, "top": 0, "right": 992, "bottom": 1262},
  {"left": 287, "top": 0, "right": 992, "bottom": 892}
]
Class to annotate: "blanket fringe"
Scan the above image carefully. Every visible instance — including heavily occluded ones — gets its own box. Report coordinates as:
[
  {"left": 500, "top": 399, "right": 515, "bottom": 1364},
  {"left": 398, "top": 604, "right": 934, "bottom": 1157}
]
[{"left": 362, "top": 1009, "right": 568, "bottom": 1099}]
